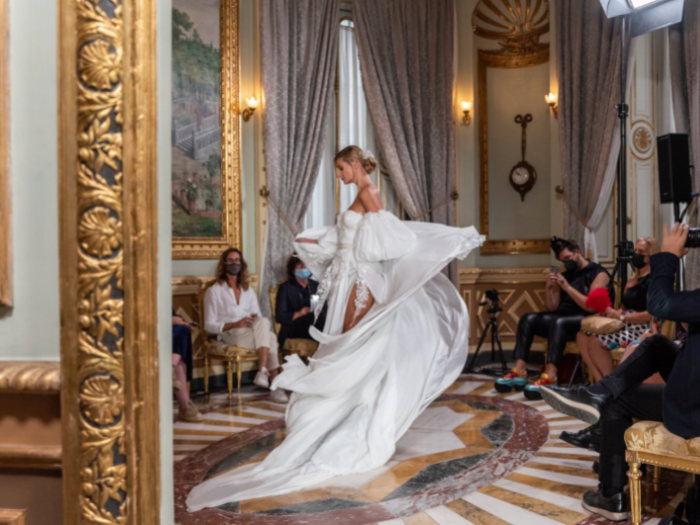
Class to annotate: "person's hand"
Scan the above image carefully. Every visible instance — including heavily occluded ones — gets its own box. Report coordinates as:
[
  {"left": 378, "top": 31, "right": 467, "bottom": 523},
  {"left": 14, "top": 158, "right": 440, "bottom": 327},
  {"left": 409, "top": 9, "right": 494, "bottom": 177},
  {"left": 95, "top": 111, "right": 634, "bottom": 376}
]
[
  {"left": 605, "top": 308, "right": 621, "bottom": 320},
  {"left": 295, "top": 238, "right": 318, "bottom": 244},
  {"left": 641, "top": 329, "right": 653, "bottom": 341},
  {"left": 549, "top": 272, "right": 568, "bottom": 291},
  {"left": 299, "top": 306, "right": 311, "bottom": 316},
  {"left": 235, "top": 317, "right": 253, "bottom": 328},
  {"left": 546, "top": 272, "right": 562, "bottom": 290},
  {"left": 662, "top": 223, "right": 690, "bottom": 258},
  {"left": 172, "top": 315, "right": 189, "bottom": 327}
]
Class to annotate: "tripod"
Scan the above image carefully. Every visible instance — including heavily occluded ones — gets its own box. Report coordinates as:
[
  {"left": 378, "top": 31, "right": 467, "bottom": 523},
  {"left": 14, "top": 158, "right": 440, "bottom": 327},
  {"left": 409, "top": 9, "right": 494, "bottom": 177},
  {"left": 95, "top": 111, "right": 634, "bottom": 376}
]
[{"left": 464, "top": 299, "right": 508, "bottom": 376}]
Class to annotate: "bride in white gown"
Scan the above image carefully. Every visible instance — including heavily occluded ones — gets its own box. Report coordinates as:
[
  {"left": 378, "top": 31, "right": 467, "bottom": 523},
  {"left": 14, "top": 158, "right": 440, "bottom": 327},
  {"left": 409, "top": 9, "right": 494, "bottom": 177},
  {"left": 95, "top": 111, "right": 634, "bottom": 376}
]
[{"left": 186, "top": 146, "right": 484, "bottom": 512}]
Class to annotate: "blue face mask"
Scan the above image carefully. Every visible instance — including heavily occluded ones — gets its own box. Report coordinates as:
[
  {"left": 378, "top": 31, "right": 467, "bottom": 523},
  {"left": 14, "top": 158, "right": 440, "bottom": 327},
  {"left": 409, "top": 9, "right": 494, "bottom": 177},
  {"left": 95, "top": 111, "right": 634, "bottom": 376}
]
[{"left": 295, "top": 269, "right": 312, "bottom": 280}]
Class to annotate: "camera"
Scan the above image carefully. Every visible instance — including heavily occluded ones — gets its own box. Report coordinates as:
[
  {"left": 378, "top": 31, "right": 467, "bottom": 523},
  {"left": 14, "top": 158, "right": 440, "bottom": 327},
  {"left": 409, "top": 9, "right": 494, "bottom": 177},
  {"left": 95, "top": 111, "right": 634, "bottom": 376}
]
[
  {"left": 480, "top": 289, "right": 502, "bottom": 315},
  {"left": 483, "top": 289, "right": 499, "bottom": 304},
  {"left": 686, "top": 228, "right": 700, "bottom": 248}
]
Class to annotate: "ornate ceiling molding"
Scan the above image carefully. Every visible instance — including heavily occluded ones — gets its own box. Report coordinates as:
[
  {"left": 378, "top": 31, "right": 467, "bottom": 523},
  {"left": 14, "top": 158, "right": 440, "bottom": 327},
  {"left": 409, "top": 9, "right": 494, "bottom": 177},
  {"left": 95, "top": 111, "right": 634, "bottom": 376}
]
[
  {"left": 0, "top": 361, "right": 61, "bottom": 394},
  {"left": 473, "top": 0, "right": 550, "bottom": 55}
]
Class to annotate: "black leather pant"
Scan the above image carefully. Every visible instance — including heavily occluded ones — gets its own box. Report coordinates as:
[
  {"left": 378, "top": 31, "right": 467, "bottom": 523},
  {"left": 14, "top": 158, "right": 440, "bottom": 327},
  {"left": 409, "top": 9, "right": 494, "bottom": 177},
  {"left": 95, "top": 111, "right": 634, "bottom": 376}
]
[{"left": 513, "top": 312, "right": 585, "bottom": 366}]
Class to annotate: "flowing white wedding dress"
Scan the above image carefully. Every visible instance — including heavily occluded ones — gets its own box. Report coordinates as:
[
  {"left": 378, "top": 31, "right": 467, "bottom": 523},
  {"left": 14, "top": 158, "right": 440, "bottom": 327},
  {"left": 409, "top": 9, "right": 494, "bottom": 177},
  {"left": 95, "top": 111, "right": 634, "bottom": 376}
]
[{"left": 186, "top": 210, "right": 484, "bottom": 512}]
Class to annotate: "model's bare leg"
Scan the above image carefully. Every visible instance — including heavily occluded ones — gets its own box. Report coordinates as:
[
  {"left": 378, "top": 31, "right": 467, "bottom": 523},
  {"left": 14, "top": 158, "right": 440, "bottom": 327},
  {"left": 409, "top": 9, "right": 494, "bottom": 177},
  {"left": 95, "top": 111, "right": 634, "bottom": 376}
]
[
  {"left": 343, "top": 283, "right": 375, "bottom": 333},
  {"left": 577, "top": 332, "right": 601, "bottom": 382}
]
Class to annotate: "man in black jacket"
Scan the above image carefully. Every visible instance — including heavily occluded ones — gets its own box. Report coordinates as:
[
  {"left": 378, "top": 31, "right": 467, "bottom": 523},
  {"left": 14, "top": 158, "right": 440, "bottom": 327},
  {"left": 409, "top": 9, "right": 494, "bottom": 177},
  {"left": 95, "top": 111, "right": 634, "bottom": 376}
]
[
  {"left": 540, "top": 223, "right": 699, "bottom": 521},
  {"left": 275, "top": 255, "right": 327, "bottom": 350}
]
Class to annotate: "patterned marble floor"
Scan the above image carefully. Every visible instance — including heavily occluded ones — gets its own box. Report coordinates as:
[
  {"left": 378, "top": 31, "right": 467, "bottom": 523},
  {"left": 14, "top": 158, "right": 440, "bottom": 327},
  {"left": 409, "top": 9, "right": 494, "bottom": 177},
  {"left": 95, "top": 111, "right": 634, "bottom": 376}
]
[{"left": 173, "top": 375, "right": 688, "bottom": 525}]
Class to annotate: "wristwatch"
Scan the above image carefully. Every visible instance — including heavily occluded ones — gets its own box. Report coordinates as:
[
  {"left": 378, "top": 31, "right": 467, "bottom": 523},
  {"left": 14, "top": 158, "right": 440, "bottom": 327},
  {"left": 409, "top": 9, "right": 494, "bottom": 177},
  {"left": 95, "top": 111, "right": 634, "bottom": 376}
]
[{"left": 620, "top": 314, "right": 626, "bottom": 323}]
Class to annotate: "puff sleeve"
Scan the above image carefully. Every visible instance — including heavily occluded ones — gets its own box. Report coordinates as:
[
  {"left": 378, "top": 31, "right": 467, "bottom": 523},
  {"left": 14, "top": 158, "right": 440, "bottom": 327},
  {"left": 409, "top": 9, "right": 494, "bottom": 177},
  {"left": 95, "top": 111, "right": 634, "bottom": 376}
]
[{"left": 354, "top": 211, "right": 417, "bottom": 263}]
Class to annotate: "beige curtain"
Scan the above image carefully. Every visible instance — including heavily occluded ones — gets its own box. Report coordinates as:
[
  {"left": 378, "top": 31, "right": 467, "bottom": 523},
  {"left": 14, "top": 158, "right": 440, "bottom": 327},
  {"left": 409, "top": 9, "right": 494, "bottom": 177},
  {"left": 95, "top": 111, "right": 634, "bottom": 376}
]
[
  {"left": 352, "top": 0, "right": 457, "bottom": 279},
  {"left": 556, "top": 0, "right": 629, "bottom": 250},
  {"left": 259, "top": 0, "right": 340, "bottom": 316},
  {"left": 670, "top": 2, "right": 700, "bottom": 288}
]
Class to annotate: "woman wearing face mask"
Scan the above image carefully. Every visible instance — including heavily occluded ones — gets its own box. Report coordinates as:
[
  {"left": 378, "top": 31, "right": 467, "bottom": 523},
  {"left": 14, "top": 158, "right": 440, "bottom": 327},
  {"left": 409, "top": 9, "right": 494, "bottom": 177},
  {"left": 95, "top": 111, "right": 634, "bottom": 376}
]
[
  {"left": 203, "top": 248, "right": 288, "bottom": 404},
  {"left": 187, "top": 145, "right": 484, "bottom": 511},
  {"left": 275, "top": 255, "right": 327, "bottom": 351},
  {"left": 577, "top": 237, "right": 659, "bottom": 382}
]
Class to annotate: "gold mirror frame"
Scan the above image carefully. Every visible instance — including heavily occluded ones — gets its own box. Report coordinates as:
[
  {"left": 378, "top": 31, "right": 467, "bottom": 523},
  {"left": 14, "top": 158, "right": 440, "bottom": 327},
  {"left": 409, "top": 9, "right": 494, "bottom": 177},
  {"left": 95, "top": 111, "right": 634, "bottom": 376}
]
[
  {"left": 171, "top": 0, "right": 242, "bottom": 259},
  {"left": 59, "top": 0, "right": 160, "bottom": 522},
  {"left": 478, "top": 47, "right": 551, "bottom": 255},
  {"left": 0, "top": 0, "right": 9, "bottom": 308}
]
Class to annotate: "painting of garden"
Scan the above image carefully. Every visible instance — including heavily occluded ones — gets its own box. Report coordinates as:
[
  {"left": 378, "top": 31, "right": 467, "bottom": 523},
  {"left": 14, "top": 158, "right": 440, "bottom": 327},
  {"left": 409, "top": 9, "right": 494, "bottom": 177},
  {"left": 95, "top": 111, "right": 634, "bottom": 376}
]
[{"left": 171, "top": 0, "right": 223, "bottom": 238}]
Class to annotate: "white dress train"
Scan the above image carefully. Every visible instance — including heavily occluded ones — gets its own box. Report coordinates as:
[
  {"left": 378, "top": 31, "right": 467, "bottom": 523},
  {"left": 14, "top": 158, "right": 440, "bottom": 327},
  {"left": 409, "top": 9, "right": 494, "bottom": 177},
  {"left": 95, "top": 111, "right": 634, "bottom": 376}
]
[{"left": 186, "top": 210, "right": 484, "bottom": 511}]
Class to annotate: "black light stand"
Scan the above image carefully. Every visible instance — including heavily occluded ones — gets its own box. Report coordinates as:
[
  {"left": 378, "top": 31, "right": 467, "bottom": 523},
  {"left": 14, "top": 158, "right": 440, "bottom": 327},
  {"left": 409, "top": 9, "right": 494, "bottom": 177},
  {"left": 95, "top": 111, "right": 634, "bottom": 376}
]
[
  {"left": 463, "top": 294, "right": 508, "bottom": 376},
  {"left": 609, "top": 15, "right": 635, "bottom": 299}
]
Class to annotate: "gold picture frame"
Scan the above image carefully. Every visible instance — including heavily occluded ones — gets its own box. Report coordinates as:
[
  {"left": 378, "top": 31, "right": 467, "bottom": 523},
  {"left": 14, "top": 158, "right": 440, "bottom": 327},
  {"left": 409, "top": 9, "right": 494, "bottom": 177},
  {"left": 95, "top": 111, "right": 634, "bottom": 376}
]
[
  {"left": 478, "top": 47, "right": 551, "bottom": 255},
  {"left": 59, "top": 0, "right": 160, "bottom": 522},
  {"left": 171, "top": 0, "right": 242, "bottom": 259},
  {"left": 0, "top": 0, "right": 10, "bottom": 308}
]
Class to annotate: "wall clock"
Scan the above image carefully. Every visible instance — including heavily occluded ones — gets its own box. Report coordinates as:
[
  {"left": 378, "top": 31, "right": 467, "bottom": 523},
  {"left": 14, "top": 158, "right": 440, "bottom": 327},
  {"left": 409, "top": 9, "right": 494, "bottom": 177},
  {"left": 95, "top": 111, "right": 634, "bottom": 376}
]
[{"left": 509, "top": 113, "right": 537, "bottom": 202}]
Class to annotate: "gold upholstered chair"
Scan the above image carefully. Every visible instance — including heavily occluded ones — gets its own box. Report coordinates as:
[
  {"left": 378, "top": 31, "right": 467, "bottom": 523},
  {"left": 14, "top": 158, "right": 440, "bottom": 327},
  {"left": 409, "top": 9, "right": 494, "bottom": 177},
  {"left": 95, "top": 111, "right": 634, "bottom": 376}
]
[
  {"left": 625, "top": 421, "right": 700, "bottom": 525},
  {"left": 198, "top": 281, "right": 259, "bottom": 401},
  {"left": 269, "top": 282, "right": 319, "bottom": 361}
]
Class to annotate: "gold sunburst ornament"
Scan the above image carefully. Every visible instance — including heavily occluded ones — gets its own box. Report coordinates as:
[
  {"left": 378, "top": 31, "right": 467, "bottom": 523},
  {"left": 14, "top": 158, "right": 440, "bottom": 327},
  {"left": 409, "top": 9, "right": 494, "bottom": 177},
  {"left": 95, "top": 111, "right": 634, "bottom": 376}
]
[{"left": 473, "top": 0, "right": 550, "bottom": 55}]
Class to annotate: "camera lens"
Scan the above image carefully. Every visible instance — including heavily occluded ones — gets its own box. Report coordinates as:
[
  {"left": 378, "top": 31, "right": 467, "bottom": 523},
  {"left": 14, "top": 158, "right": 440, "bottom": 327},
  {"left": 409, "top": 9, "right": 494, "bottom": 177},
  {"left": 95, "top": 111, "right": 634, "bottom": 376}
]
[{"left": 686, "top": 228, "right": 700, "bottom": 249}]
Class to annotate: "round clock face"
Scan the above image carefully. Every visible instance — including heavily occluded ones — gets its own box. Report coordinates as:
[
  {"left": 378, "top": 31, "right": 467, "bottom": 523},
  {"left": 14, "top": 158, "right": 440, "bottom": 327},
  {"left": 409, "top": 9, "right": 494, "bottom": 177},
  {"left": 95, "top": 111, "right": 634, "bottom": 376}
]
[{"left": 511, "top": 166, "right": 530, "bottom": 186}]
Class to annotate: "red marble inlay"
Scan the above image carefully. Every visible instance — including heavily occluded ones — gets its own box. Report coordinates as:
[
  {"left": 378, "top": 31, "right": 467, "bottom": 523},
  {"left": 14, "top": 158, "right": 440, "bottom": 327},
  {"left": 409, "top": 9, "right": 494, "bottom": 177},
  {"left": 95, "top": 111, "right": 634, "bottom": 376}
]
[{"left": 174, "top": 394, "right": 549, "bottom": 524}]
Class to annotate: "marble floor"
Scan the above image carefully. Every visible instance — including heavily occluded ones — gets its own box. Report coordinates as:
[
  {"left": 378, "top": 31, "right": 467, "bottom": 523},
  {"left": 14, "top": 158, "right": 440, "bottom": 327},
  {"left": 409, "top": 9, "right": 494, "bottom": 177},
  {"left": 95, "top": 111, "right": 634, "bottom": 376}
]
[{"left": 173, "top": 375, "right": 688, "bottom": 525}]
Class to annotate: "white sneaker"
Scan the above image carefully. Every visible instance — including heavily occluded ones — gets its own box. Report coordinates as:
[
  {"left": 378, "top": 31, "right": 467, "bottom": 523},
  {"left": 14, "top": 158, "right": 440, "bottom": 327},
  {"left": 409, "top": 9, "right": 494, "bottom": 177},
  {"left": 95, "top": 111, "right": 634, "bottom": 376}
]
[
  {"left": 254, "top": 367, "right": 270, "bottom": 388},
  {"left": 269, "top": 389, "right": 289, "bottom": 404}
]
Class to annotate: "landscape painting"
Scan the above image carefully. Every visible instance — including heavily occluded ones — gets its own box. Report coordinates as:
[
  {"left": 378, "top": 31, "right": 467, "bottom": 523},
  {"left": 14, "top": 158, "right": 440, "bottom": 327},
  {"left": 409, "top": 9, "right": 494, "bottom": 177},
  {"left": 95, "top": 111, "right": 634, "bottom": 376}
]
[{"left": 171, "top": 0, "right": 241, "bottom": 259}]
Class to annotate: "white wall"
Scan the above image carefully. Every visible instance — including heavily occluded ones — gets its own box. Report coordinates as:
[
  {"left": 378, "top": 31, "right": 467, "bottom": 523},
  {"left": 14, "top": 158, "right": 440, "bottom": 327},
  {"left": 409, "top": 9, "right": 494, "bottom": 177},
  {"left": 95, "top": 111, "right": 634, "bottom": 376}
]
[{"left": 0, "top": 0, "right": 60, "bottom": 360}]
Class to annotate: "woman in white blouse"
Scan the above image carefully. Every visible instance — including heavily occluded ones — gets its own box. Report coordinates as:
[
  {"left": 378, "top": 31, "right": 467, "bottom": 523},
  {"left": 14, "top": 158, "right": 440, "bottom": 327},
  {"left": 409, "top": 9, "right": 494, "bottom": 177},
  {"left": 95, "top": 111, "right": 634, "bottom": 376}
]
[
  {"left": 188, "top": 146, "right": 484, "bottom": 511},
  {"left": 203, "top": 248, "right": 288, "bottom": 404}
]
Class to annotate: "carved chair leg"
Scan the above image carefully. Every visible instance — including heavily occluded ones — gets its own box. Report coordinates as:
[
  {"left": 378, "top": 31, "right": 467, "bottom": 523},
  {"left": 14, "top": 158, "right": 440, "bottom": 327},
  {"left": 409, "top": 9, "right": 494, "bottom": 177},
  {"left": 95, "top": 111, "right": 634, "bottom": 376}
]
[
  {"left": 226, "top": 358, "right": 233, "bottom": 403},
  {"left": 653, "top": 465, "right": 661, "bottom": 492},
  {"left": 204, "top": 353, "right": 209, "bottom": 394},
  {"left": 236, "top": 357, "right": 243, "bottom": 393},
  {"left": 627, "top": 454, "right": 643, "bottom": 525}
]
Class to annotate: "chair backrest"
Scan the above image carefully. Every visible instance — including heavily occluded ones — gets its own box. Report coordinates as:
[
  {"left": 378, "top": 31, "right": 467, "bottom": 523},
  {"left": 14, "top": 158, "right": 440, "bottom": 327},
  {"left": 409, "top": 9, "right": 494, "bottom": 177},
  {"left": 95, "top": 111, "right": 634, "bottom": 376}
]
[
  {"left": 269, "top": 281, "right": 283, "bottom": 335},
  {"left": 197, "top": 279, "right": 218, "bottom": 342}
]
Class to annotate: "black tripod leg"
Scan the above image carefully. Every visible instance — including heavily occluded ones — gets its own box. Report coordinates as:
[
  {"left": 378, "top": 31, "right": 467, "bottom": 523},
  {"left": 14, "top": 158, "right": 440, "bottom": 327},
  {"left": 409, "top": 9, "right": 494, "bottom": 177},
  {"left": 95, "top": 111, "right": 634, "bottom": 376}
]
[
  {"left": 493, "top": 322, "right": 508, "bottom": 375},
  {"left": 464, "top": 323, "right": 491, "bottom": 372}
]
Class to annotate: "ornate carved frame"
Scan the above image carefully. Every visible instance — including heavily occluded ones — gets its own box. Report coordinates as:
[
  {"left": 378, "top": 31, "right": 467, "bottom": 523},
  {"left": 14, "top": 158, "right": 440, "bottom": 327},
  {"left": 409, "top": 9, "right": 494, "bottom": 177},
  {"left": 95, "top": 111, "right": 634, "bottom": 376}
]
[
  {"left": 0, "top": 0, "right": 9, "bottom": 307},
  {"left": 478, "top": 47, "right": 551, "bottom": 255},
  {"left": 59, "top": 0, "right": 160, "bottom": 523},
  {"left": 172, "top": 0, "right": 242, "bottom": 259}
]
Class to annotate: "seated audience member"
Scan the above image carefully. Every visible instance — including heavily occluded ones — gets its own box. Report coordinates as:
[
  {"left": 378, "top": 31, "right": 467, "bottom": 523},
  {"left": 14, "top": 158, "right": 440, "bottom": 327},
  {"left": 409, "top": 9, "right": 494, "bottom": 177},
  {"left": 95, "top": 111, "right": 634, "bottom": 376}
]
[
  {"left": 540, "top": 223, "right": 699, "bottom": 522},
  {"left": 577, "top": 237, "right": 658, "bottom": 383},
  {"left": 496, "top": 237, "right": 610, "bottom": 398},
  {"left": 275, "top": 255, "right": 327, "bottom": 351},
  {"left": 204, "top": 248, "right": 288, "bottom": 404},
  {"left": 173, "top": 312, "right": 204, "bottom": 422}
]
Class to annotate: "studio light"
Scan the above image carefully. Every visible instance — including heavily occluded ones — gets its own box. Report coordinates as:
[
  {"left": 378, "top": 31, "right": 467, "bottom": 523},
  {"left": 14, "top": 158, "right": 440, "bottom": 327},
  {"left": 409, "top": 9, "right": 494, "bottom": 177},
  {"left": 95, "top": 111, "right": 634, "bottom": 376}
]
[
  {"left": 599, "top": 0, "right": 684, "bottom": 37},
  {"left": 597, "top": 0, "right": 684, "bottom": 293}
]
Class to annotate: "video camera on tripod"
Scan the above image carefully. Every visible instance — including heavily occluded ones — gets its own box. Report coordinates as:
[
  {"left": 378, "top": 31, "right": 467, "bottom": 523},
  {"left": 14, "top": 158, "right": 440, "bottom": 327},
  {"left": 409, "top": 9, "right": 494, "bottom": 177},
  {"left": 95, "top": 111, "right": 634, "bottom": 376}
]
[{"left": 464, "top": 288, "right": 508, "bottom": 375}]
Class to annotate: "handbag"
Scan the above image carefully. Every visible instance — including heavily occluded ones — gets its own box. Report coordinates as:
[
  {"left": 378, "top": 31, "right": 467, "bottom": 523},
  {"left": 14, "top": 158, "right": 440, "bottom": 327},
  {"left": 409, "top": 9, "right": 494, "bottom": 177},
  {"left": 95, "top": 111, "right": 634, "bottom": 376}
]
[{"left": 581, "top": 315, "right": 625, "bottom": 335}]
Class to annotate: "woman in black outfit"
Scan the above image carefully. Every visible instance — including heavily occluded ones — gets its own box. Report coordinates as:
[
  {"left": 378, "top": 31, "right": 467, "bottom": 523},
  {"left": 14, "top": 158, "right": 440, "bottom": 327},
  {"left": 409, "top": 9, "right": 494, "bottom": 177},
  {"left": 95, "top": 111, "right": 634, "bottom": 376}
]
[
  {"left": 275, "top": 255, "right": 327, "bottom": 351},
  {"left": 577, "top": 236, "right": 659, "bottom": 382}
]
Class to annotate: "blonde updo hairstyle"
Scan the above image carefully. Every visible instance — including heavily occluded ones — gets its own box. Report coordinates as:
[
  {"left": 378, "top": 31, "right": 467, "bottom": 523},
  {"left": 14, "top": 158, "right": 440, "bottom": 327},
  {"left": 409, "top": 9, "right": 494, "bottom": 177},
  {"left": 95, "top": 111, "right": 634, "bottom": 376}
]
[{"left": 334, "top": 145, "right": 377, "bottom": 175}]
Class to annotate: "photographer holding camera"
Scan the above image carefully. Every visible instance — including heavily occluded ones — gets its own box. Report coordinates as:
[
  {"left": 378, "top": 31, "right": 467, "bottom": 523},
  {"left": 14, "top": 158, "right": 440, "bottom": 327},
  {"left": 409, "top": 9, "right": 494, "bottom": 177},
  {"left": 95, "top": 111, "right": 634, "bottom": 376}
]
[
  {"left": 540, "top": 223, "right": 700, "bottom": 521},
  {"left": 496, "top": 237, "right": 610, "bottom": 398}
]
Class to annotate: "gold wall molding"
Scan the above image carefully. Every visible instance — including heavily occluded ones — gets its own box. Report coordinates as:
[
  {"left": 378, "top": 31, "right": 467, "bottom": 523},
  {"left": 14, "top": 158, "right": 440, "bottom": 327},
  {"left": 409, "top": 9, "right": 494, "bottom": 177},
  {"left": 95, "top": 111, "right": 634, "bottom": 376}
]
[
  {"left": 0, "top": 444, "right": 62, "bottom": 470},
  {"left": 477, "top": 45, "right": 551, "bottom": 256},
  {"left": 0, "top": 0, "right": 10, "bottom": 308},
  {"left": 0, "top": 510, "right": 26, "bottom": 525},
  {"left": 59, "top": 0, "right": 160, "bottom": 523},
  {"left": 172, "top": 0, "right": 242, "bottom": 259},
  {"left": 0, "top": 362, "right": 61, "bottom": 394}
]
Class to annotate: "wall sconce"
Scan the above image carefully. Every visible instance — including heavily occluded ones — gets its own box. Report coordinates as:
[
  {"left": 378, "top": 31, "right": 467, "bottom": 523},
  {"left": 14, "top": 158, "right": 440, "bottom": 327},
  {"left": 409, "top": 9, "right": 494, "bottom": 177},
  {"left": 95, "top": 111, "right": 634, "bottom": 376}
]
[
  {"left": 545, "top": 93, "right": 559, "bottom": 119},
  {"left": 461, "top": 101, "right": 472, "bottom": 126},
  {"left": 242, "top": 96, "right": 259, "bottom": 121}
]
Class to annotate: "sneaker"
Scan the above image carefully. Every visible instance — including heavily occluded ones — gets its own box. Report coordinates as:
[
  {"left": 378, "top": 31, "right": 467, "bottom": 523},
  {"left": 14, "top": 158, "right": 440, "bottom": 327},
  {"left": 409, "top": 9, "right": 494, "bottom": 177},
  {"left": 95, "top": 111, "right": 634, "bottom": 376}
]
[
  {"left": 179, "top": 401, "right": 204, "bottom": 423},
  {"left": 172, "top": 365, "right": 181, "bottom": 391},
  {"left": 269, "top": 389, "right": 289, "bottom": 404},
  {"left": 524, "top": 373, "right": 557, "bottom": 400},
  {"left": 254, "top": 367, "right": 270, "bottom": 388},
  {"left": 540, "top": 384, "right": 612, "bottom": 425},
  {"left": 582, "top": 489, "right": 629, "bottom": 521},
  {"left": 495, "top": 368, "right": 528, "bottom": 393}
]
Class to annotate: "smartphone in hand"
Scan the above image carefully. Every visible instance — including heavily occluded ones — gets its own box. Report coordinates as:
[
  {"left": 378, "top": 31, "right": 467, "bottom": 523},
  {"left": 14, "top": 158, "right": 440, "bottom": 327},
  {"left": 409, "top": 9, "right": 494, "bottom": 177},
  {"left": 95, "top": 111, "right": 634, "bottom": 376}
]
[{"left": 551, "top": 265, "right": 559, "bottom": 274}]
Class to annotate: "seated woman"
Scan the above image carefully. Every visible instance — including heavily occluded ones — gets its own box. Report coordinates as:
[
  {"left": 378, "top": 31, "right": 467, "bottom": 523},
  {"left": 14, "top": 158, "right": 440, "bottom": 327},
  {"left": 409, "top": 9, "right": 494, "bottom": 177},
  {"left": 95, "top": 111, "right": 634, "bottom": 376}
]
[
  {"left": 496, "top": 237, "right": 610, "bottom": 399},
  {"left": 203, "top": 248, "right": 288, "bottom": 404},
  {"left": 577, "top": 236, "right": 658, "bottom": 383},
  {"left": 275, "top": 255, "right": 327, "bottom": 351},
  {"left": 172, "top": 312, "right": 204, "bottom": 422}
]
